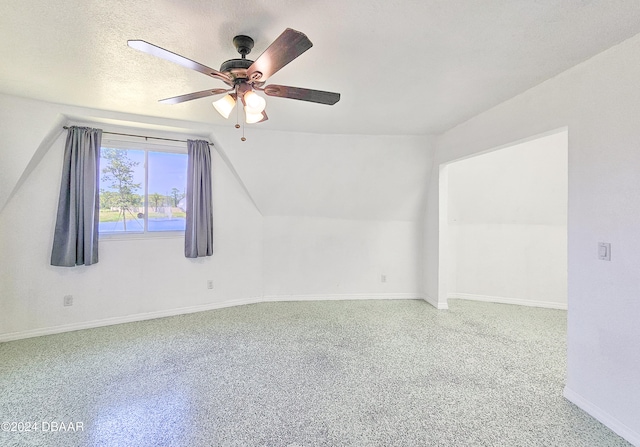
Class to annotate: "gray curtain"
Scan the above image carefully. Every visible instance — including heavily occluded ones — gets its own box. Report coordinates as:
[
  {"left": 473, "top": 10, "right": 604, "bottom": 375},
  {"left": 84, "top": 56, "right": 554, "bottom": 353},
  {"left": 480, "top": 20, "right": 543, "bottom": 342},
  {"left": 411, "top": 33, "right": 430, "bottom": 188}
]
[
  {"left": 51, "top": 126, "right": 102, "bottom": 266},
  {"left": 185, "top": 139, "right": 214, "bottom": 258}
]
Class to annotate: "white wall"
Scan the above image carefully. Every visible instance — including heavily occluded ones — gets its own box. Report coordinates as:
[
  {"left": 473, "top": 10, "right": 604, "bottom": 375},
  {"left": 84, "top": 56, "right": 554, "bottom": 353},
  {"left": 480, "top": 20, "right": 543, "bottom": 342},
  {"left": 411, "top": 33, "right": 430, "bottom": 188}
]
[
  {"left": 232, "top": 131, "right": 433, "bottom": 303},
  {"left": 0, "top": 94, "right": 433, "bottom": 341},
  {"left": 446, "top": 131, "right": 567, "bottom": 308},
  {"left": 0, "top": 95, "right": 65, "bottom": 212},
  {"left": 263, "top": 216, "right": 421, "bottom": 299},
  {"left": 423, "top": 33, "right": 640, "bottom": 445},
  {"left": 0, "top": 124, "right": 264, "bottom": 339}
]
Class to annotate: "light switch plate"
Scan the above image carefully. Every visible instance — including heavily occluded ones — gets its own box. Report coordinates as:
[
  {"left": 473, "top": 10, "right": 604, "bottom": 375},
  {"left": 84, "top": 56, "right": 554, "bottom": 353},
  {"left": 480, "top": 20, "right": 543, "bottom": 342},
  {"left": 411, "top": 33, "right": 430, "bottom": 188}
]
[{"left": 598, "top": 242, "right": 611, "bottom": 261}]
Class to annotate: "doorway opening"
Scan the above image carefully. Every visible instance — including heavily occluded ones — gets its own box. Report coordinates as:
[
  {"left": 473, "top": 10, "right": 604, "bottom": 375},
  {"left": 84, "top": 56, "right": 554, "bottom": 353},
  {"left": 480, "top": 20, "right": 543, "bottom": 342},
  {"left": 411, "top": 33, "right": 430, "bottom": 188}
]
[{"left": 438, "top": 129, "right": 568, "bottom": 309}]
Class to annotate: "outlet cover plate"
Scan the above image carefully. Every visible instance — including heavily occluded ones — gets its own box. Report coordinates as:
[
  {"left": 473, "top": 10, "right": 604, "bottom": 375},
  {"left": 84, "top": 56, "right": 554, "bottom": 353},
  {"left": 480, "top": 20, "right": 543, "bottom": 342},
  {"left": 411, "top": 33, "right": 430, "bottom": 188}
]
[{"left": 598, "top": 242, "right": 611, "bottom": 261}]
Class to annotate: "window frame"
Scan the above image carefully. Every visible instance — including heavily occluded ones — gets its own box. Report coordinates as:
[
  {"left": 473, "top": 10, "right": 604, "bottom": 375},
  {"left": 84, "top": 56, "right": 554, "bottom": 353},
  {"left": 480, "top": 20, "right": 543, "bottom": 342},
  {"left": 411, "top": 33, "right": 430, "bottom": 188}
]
[{"left": 98, "top": 137, "right": 188, "bottom": 240}]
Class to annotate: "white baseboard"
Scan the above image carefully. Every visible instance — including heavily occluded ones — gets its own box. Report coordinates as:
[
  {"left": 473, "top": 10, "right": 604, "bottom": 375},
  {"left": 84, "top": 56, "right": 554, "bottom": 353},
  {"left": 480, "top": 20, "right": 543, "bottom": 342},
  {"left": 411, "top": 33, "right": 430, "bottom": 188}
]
[
  {"left": 564, "top": 386, "right": 640, "bottom": 446},
  {"left": 448, "top": 293, "right": 567, "bottom": 310},
  {"left": 0, "top": 293, "right": 426, "bottom": 343},
  {"left": 423, "top": 294, "right": 449, "bottom": 310},
  {"left": 262, "top": 292, "right": 422, "bottom": 302},
  {"left": 0, "top": 296, "right": 263, "bottom": 343}
]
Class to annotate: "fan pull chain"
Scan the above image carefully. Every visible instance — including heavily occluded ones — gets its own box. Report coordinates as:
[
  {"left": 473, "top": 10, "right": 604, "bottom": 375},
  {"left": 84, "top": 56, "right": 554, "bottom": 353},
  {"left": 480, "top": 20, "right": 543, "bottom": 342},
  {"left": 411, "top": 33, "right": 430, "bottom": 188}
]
[
  {"left": 234, "top": 85, "right": 241, "bottom": 131},
  {"left": 234, "top": 103, "right": 240, "bottom": 130},
  {"left": 229, "top": 86, "right": 245, "bottom": 141}
]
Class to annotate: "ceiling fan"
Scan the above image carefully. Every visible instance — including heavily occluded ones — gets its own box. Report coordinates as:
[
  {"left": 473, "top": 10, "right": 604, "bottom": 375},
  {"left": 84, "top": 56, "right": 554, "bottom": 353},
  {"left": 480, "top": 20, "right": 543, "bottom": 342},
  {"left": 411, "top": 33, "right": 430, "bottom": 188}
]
[{"left": 128, "top": 28, "right": 340, "bottom": 134}]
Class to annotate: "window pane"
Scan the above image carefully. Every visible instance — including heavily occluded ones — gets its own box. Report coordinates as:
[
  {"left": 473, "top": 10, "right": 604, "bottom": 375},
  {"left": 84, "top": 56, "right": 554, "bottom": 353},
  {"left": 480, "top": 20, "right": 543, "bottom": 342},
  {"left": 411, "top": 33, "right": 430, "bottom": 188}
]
[
  {"left": 147, "top": 151, "right": 187, "bottom": 232},
  {"left": 99, "top": 148, "right": 145, "bottom": 233}
]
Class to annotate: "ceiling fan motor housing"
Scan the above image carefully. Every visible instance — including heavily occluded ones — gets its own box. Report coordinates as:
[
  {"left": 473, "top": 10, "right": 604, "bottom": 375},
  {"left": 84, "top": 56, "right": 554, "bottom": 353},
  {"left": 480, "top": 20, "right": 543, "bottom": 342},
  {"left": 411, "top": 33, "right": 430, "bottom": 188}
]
[
  {"left": 220, "top": 35, "right": 256, "bottom": 81},
  {"left": 219, "top": 57, "right": 253, "bottom": 75}
]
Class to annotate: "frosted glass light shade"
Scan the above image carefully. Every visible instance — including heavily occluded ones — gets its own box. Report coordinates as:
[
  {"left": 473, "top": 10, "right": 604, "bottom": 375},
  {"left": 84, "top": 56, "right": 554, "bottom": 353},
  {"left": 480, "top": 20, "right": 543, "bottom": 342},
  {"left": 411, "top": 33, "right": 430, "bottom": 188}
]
[
  {"left": 243, "top": 90, "right": 266, "bottom": 114},
  {"left": 212, "top": 95, "right": 236, "bottom": 119},
  {"left": 245, "top": 109, "right": 264, "bottom": 124}
]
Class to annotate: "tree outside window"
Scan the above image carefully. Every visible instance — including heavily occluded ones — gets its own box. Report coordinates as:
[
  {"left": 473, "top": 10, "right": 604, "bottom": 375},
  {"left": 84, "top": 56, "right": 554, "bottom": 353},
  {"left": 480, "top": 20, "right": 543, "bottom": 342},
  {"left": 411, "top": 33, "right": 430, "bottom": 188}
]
[{"left": 99, "top": 146, "right": 187, "bottom": 235}]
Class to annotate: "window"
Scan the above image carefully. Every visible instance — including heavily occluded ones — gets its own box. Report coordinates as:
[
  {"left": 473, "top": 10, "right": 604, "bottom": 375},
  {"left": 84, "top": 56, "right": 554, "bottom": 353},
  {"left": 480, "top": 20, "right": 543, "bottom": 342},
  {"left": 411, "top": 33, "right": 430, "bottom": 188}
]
[{"left": 99, "top": 142, "right": 188, "bottom": 236}]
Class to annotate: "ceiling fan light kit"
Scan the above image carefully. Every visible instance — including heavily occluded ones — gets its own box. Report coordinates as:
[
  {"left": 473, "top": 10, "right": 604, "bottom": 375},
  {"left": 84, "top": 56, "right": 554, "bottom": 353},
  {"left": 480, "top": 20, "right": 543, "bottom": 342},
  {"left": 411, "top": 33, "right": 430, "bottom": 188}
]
[
  {"left": 243, "top": 90, "right": 266, "bottom": 114},
  {"left": 212, "top": 94, "right": 236, "bottom": 119},
  {"left": 245, "top": 111, "right": 264, "bottom": 124},
  {"left": 127, "top": 29, "right": 340, "bottom": 141}
]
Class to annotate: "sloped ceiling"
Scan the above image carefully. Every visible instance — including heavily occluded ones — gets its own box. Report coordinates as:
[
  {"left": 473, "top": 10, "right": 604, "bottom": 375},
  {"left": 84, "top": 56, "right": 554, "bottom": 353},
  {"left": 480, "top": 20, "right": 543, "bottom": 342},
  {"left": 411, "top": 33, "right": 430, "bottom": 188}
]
[
  {"left": 2, "top": 0, "right": 640, "bottom": 135},
  {"left": 211, "top": 129, "right": 432, "bottom": 220}
]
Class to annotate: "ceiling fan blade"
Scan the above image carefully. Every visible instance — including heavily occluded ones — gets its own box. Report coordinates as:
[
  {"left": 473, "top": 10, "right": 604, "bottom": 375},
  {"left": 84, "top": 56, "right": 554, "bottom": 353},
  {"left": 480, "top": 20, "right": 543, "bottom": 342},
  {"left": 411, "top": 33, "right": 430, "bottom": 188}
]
[
  {"left": 246, "top": 29, "right": 313, "bottom": 82},
  {"left": 262, "top": 85, "right": 340, "bottom": 105},
  {"left": 159, "top": 88, "right": 232, "bottom": 104},
  {"left": 128, "top": 40, "right": 232, "bottom": 85}
]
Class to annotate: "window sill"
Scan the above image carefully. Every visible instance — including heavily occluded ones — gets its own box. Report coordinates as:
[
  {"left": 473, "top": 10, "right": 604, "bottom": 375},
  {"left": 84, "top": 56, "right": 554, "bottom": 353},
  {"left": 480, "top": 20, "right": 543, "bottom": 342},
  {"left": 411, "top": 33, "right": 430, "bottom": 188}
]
[{"left": 99, "top": 231, "right": 184, "bottom": 241}]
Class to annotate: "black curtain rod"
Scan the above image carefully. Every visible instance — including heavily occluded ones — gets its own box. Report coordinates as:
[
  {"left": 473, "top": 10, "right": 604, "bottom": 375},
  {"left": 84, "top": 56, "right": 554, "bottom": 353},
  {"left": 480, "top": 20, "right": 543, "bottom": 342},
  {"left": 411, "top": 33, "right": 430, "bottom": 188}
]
[{"left": 62, "top": 126, "right": 212, "bottom": 146}]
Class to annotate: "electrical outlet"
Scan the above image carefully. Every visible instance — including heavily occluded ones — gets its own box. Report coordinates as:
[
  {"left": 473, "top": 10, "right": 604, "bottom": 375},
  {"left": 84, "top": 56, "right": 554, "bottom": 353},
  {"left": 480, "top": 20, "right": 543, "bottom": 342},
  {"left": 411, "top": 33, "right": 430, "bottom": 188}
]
[
  {"left": 207, "top": 280, "right": 213, "bottom": 290},
  {"left": 63, "top": 295, "right": 73, "bottom": 306},
  {"left": 381, "top": 274, "right": 387, "bottom": 283}
]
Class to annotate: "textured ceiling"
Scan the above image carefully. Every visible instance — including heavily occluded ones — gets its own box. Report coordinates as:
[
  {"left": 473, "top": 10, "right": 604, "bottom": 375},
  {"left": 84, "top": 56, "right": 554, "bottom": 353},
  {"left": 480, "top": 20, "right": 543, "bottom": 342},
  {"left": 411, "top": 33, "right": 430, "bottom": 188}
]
[{"left": 1, "top": 0, "right": 640, "bottom": 135}]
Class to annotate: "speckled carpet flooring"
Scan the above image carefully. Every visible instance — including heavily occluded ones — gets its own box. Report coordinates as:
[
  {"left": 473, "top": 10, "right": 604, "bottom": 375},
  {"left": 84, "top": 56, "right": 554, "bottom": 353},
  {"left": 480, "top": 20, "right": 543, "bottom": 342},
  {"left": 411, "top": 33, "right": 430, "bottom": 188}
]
[{"left": 0, "top": 299, "right": 631, "bottom": 447}]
